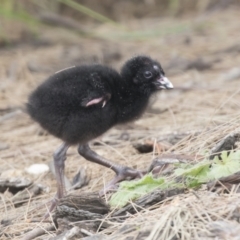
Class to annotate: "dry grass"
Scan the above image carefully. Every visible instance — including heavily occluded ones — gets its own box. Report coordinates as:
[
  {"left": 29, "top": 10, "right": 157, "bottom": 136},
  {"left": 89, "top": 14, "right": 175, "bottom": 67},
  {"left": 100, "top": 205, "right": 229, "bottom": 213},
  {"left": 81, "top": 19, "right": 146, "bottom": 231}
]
[
  {"left": 1, "top": 8, "right": 240, "bottom": 240},
  {"left": 102, "top": 191, "right": 240, "bottom": 239}
]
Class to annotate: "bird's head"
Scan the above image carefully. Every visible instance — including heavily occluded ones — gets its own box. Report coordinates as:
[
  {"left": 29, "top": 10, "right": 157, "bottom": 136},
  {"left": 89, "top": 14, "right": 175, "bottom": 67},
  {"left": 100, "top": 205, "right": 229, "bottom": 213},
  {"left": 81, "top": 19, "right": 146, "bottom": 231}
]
[{"left": 121, "top": 56, "right": 173, "bottom": 93}]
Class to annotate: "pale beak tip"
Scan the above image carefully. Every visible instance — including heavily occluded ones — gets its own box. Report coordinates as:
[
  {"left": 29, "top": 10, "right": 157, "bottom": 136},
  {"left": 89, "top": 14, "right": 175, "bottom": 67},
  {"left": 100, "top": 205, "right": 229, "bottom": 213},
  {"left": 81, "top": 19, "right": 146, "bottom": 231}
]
[
  {"left": 166, "top": 82, "right": 174, "bottom": 89},
  {"left": 161, "top": 76, "right": 174, "bottom": 89}
]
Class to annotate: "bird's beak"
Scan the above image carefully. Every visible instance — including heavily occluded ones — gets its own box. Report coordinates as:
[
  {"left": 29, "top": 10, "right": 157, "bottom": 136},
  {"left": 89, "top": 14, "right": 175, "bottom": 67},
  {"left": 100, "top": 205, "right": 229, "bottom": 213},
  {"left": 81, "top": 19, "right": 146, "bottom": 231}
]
[{"left": 154, "top": 75, "right": 173, "bottom": 90}]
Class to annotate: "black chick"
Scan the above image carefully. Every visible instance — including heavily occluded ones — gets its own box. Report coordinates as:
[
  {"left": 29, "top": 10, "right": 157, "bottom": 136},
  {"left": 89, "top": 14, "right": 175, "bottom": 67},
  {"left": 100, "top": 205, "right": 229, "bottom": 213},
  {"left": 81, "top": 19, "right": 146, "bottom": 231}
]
[{"left": 27, "top": 55, "right": 173, "bottom": 210}]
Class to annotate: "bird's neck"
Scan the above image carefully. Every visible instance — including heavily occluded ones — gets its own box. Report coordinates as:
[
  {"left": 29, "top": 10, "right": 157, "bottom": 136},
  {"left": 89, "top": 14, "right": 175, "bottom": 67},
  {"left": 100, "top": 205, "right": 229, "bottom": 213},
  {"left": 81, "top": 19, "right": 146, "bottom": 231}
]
[{"left": 114, "top": 81, "right": 151, "bottom": 124}]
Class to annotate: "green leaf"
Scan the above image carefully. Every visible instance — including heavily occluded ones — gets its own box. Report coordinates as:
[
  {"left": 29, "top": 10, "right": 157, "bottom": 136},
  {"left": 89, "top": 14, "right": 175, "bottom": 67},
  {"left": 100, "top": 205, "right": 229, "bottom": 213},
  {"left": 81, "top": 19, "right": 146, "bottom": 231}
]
[
  {"left": 175, "top": 151, "right": 240, "bottom": 186},
  {"left": 207, "top": 151, "right": 240, "bottom": 180},
  {"left": 175, "top": 161, "right": 210, "bottom": 180},
  {"left": 109, "top": 174, "right": 182, "bottom": 208}
]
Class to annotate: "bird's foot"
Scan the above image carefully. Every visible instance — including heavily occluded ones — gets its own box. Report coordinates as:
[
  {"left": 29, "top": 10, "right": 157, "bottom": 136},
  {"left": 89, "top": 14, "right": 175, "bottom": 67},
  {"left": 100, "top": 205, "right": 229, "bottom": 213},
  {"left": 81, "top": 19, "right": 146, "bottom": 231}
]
[{"left": 100, "top": 166, "right": 143, "bottom": 196}]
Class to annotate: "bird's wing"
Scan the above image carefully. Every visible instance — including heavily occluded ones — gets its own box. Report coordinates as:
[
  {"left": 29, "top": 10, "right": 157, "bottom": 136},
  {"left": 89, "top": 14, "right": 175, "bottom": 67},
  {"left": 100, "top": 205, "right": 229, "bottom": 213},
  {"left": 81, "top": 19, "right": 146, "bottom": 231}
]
[
  {"left": 82, "top": 93, "right": 111, "bottom": 108},
  {"left": 81, "top": 73, "right": 111, "bottom": 108}
]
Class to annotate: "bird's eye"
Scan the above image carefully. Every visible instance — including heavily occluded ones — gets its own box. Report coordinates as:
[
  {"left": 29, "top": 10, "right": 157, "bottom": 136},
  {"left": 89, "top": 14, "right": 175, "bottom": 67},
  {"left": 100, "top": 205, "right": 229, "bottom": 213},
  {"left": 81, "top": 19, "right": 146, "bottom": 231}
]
[{"left": 144, "top": 71, "right": 153, "bottom": 79}]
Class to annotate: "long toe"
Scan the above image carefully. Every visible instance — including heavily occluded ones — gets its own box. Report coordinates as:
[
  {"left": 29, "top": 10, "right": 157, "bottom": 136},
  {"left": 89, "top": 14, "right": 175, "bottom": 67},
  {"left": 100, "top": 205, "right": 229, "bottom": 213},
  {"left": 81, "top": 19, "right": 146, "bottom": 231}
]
[
  {"left": 99, "top": 167, "right": 144, "bottom": 196},
  {"left": 43, "top": 195, "right": 59, "bottom": 220},
  {"left": 119, "top": 166, "right": 144, "bottom": 179}
]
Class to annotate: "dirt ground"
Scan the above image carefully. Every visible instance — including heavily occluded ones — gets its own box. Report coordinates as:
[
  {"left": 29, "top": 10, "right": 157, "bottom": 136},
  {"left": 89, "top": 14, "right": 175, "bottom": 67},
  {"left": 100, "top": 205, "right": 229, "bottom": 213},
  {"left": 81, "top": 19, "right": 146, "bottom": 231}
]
[{"left": 1, "top": 7, "right": 240, "bottom": 240}]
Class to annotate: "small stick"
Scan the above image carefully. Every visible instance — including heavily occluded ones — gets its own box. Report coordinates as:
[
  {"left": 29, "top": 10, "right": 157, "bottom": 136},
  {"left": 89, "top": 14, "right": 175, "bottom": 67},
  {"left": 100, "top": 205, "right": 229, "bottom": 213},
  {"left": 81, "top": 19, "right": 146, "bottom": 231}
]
[{"left": 21, "top": 225, "right": 55, "bottom": 240}]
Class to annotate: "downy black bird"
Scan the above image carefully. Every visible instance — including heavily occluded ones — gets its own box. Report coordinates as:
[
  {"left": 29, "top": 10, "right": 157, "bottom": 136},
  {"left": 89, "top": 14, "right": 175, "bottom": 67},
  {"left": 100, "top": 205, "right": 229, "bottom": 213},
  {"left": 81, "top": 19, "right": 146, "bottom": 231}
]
[{"left": 27, "top": 55, "right": 173, "bottom": 210}]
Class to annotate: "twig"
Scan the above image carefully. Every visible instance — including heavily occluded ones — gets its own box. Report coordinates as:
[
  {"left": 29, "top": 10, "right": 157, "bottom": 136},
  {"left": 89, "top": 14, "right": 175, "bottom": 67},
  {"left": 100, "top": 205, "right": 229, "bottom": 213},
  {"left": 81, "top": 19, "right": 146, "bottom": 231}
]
[
  {"left": 21, "top": 225, "right": 55, "bottom": 240},
  {"left": 0, "top": 109, "right": 22, "bottom": 123},
  {"left": 209, "top": 132, "right": 240, "bottom": 159}
]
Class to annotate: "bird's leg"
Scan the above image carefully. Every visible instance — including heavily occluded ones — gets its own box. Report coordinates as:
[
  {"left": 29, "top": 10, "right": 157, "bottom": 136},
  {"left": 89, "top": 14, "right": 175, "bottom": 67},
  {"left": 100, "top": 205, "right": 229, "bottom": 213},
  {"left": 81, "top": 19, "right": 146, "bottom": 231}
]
[
  {"left": 47, "top": 143, "right": 69, "bottom": 214},
  {"left": 78, "top": 144, "right": 142, "bottom": 194}
]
